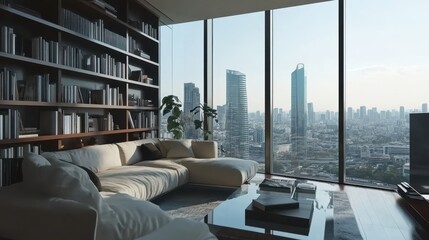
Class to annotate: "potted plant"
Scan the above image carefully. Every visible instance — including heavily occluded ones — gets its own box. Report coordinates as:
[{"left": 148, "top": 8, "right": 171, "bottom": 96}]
[{"left": 160, "top": 95, "right": 218, "bottom": 139}]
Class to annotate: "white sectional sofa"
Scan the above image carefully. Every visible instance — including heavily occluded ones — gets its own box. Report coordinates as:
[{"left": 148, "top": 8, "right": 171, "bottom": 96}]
[{"left": 0, "top": 139, "right": 259, "bottom": 240}]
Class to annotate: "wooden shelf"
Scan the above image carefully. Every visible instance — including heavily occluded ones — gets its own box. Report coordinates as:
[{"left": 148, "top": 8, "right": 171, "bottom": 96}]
[
  {"left": 0, "top": 128, "right": 158, "bottom": 145},
  {"left": 0, "top": 100, "right": 159, "bottom": 110}
]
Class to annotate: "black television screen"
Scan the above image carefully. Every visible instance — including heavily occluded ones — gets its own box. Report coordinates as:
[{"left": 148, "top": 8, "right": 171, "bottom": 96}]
[{"left": 410, "top": 113, "right": 429, "bottom": 194}]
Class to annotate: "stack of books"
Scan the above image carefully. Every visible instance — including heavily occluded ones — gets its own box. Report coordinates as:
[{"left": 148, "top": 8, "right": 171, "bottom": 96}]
[
  {"left": 259, "top": 178, "right": 295, "bottom": 193},
  {"left": 245, "top": 192, "right": 314, "bottom": 234}
]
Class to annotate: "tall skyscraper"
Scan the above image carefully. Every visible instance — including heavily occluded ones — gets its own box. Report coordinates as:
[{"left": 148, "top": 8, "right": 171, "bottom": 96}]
[
  {"left": 347, "top": 107, "right": 353, "bottom": 120},
  {"left": 291, "top": 64, "right": 307, "bottom": 154},
  {"left": 400, "top": 106, "right": 405, "bottom": 119},
  {"left": 422, "top": 103, "right": 428, "bottom": 113},
  {"left": 360, "top": 106, "right": 366, "bottom": 120},
  {"left": 184, "top": 83, "right": 201, "bottom": 139},
  {"left": 225, "top": 70, "right": 249, "bottom": 159},
  {"left": 308, "top": 102, "right": 314, "bottom": 125}
]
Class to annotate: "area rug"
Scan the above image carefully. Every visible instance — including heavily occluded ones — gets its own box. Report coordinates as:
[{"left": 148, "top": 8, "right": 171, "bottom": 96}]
[
  {"left": 152, "top": 185, "right": 362, "bottom": 239},
  {"left": 151, "top": 185, "right": 235, "bottom": 221}
]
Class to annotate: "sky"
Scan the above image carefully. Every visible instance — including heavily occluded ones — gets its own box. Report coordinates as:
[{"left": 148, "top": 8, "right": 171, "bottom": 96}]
[{"left": 161, "top": 0, "right": 429, "bottom": 113}]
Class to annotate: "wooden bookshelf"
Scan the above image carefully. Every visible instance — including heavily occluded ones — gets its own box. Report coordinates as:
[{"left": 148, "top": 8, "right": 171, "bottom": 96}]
[{"left": 0, "top": 0, "right": 160, "bottom": 164}]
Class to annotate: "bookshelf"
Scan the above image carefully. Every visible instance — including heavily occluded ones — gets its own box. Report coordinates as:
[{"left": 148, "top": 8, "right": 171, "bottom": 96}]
[{"left": 0, "top": 0, "right": 160, "bottom": 184}]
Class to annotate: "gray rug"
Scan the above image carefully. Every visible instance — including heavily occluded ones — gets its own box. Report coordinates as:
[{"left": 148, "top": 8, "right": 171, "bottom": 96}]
[{"left": 152, "top": 185, "right": 362, "bottom": 239}]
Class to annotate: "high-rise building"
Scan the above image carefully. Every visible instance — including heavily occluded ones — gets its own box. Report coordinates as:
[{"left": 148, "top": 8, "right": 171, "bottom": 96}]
[
  {"left": 184, "top": 83, "right": 201, "bottom": 139},
  {"left": 400, "top": 106, "right": 405, "bottom": 119},
  {"left": 359, "top": 106, "right": 366, "bottom": 120},
  {"left": 291, "top": 64, "right": 307, "bottom": 154},
  {"left": 347, "top": 107, "right": 353, "bottom": 120},
  {"left": 308, "top": 102, "right": 314, "bottom": 125},
  {"left": 422, "top": 103, "right": 428, "bottom": 113},
  {"left": 225, "top": 70, "right": 249, "bottom": 159}
]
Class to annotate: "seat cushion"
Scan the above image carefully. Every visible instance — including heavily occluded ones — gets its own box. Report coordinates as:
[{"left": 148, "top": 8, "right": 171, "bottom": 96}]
[
  {"left": 97, "top": 166, "right": 180, "bottom": 200},
  {"left": 133, "top": 159, "right": 189, "bottom": 186},
  {"left": 176, "top": 158, "right": 259, "bottom": 187},
  {"left": 101, "top": 192, "right": 172, "bottom": 239}
]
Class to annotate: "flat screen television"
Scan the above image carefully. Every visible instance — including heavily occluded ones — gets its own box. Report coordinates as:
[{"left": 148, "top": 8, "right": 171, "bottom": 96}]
[{"left": 410, "top": 113, "right": 429, "bottom": 194}]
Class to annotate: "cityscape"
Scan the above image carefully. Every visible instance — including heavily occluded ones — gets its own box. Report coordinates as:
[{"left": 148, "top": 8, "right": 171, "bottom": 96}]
[{"left": 161, "top": 64, "right": 421, "bottom": 189}]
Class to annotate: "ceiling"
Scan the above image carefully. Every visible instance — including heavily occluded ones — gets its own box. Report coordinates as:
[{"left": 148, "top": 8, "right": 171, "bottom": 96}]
[{"left": 138, "top": 0, "right": 331, "bottom": 25}]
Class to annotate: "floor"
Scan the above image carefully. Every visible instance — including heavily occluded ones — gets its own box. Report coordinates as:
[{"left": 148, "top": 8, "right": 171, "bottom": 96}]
[{"left": 252, "top": 174, "right": 429, "bottom": 240}]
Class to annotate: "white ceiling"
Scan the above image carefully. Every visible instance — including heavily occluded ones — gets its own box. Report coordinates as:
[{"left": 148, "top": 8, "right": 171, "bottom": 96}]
[{"left": 138, "top": 0, "right": 331, "bottom": 25}]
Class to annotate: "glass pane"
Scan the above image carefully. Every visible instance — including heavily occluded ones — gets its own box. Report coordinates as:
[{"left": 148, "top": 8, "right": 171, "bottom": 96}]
[
  {"left": 272, "top": 1, "right": 339, "bottom": 181},
  {"left": 160, "top": 21, "right": 204, "bottom": 139},
  {"left": 345, "top": 0, "right": 429, "bottom": 188},
  {"left": 213, "top": 13, "right": 265, "bottom": 172}
]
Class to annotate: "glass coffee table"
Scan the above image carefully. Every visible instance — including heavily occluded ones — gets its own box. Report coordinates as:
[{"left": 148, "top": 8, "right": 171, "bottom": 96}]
[{"left": 205, "top": 182, "right": 334, "bottom": 240}]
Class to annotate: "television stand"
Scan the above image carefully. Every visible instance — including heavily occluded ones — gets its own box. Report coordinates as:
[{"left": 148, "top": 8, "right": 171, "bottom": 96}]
[{"left": 397, "top": 182, "right": 429, "bottom": 228}]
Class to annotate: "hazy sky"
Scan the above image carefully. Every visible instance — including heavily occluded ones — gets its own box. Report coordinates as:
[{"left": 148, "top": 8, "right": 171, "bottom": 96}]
[{"left": 161, "top": 0, "right": 429, "bottom": 113}]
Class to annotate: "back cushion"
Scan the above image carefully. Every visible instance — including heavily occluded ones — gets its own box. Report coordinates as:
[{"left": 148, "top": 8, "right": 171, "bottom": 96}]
[
  {"left": 42, "top": 144, "right": 122, "bottom": 173},
  {"left": 160, "top": 139, "right": 195, "bottom": 158},
  {"left": 115, "top": 139, "right": 163, "bottom": 165}
]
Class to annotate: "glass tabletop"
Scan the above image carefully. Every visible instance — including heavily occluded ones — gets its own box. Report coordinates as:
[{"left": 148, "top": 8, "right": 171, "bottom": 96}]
[{"left": 205, "top": 182, "right": 334, "bottom": 239}]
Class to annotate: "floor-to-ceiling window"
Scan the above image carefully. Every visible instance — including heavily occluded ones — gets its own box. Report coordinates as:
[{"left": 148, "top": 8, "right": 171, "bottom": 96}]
[
  {"left": 345, "top": 0, "right": 429, "bottom": 188},
  {"left": 212, "top": 13, "right": 265, "bottom": 171},
  {"left": 272, "top": 1, "right": 339, "bottom": 181},
  {"left": 160, "top": 21, "right": 204, "bottom": 139}
]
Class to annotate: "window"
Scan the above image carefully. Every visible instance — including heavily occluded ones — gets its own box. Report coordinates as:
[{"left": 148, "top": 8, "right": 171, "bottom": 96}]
[
  {"left": 160, "top": 21, "right": 204, "bottom": 139},
  {"left": 272, "top": 1, "right": 339, "bottom": 181},
  {"left": 345, "top": 0, "right": 429, "bottom": 188},
  {"left": 213, "top": 13, "right": 265, "bottom": 171}
]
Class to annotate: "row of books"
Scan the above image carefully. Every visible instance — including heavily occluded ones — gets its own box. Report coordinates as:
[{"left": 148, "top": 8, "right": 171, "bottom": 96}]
[
  {"left": 62, "top": 8, "right": 126, "bottom": 50},
  {"left": 128, "top": 94, "right": 154, "bottom": 107},
  {"left": 128, "top": 19, "right": 158, "bottom": 40},
  {"left": 0, "top": 144, "right": 41, "bottom": 187},
  {"left": 22, "top": 74, "right": 57, "bottom": 102},
  {"left": 0, "top": 109, "right": 20, "bottom": 140},
  {"left": 127, "top": 111, "right": 158, "bottom": 129},
  {"left": 85, "top": 53, "right": 126, "bottom": 78},
  {"left": 0, "top": 25, "right": 15, "bottom": 54},
  {"left": 129, "top": 36, "right": 150, "bottom": 59},
  {"left": 129, "top": 70, "right": 154, "bottom": 85},
  {"left": 31, "top": 36, "right": 59, "bottom": 63},
  {"left": 40, "top": 110, "right": 115, "bottom": 135},
  {"left": 0, "top": 67, "right": 17, "bottom": 100},
  {"left": 61, "top": 84, "right": 123, "bottom": 106}
]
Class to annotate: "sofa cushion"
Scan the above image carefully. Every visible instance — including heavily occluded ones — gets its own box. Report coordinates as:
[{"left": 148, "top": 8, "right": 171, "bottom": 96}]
[
  {"left": 116, "top": 139, "right": 163, "bottom": 165},
  {"left": 42, "top": 144, "right": 122, "bottom": 172},
  {"left": 175, "top": 158, "right": 259, "bottom": 187},
  {"left": 101, "top": 192, "right": 172, "bottom": 239},
  {"left": 161, "top": 139, "right": 195, "bottom": 158},
  {"left": 136, "top": 218, "right": 217, "bottom": 240},
  {"left": 22, "top": 154, "right": 122, "bottom": 240},
  {"left": 53, "top": 159, "right": 102, "bottom": 192},
  {"left": 97, "top": 166, "right": 180, "bottom": 200},
  {"left": 140, "top": 143, "right": 163, "bottom": 160},
  {"left": 134, "top": 159, "right": 189, "bottom": 186},
  {"left": 191, "top": 140, "right": 218, "bottom": 158},
  {"left": 22, "top": 152, "right": 51, "bottom": 190},
  {"left": 0, "top": 184, "right": 97, "bottom": 240}
]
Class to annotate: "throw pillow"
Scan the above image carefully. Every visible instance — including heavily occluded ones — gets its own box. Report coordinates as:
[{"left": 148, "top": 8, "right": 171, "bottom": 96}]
[
  {"left": 161, "top": 139, "right": 195, "bottom": 158},
  {"left": 140, "top": 143, "right": 163, "bottom": 160},
  {"left": 54, "top": 159, "right": 102, "bottom": 192},
  {"left": 22, "top": 152, "right": 51, "bottom": 191}
]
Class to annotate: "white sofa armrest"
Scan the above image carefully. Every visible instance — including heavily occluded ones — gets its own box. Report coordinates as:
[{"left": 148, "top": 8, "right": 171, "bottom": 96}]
[
  {"left": 0, "top": 184, "right": 97, "bottom": 240},
  {"left": 191, "top": 140, "right": 218, "bottom": 159}
]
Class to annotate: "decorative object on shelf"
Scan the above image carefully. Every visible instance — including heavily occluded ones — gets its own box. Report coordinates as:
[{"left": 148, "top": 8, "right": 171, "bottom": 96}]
[{"left": 190, "top": 103, "right": 218, "bottom": 139}]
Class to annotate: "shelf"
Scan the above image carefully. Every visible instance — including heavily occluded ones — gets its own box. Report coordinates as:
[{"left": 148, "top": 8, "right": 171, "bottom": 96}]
[
  {"left": 0, "top": 128, "right": 158, "bottom": 145},
  {"left": 0, "top": 5, "right": 159, "bottom": 67},
  {"left": 0, "top": 52, "right": 159, "bottom": 88},
  {"left": 0, "top": 100, "right": 159, "bottom": 110}
]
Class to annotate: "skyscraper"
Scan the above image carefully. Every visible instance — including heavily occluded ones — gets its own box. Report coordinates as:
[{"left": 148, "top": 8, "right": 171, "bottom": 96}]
[
  {"left": 347, "top": 107, "right": 353, "bottom": 120},
  {"left": 225, "top": 70, "right": 249, "bottom": 159},
  {"left": 308, "top": 102, "right": 314, "bottom": 125},
  {"left": 422, "top": 103, "right": 428, "bottom": 113},
  {"left": 400, "top": 106, "right": 405, "bottom": 120},
  {"left": 184, "top": 83, "right": 201, "bottom": 139},
  {"left": 359, "top": 106, "right": 366, "bottom": 120},
  {"left": 291, "top": 64, "right": 307, "bottom": 154}
]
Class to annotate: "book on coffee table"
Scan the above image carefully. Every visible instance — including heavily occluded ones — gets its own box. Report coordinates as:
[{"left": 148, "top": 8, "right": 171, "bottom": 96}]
[
  {"left": 259, "top": 178, "right": 295, "bottom": 193},
  {"left": 252, "top": 194, "right": 299, "bottom": 211},
  {"left": 245, "top": 198, "right": 314, "bottom": 228}
]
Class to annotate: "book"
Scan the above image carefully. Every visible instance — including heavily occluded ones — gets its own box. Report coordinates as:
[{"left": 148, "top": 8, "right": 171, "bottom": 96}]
[
  {"left": 296, "top": 182, "right": 317, "bottom": 194},
  {"left": 245, "top": 198, "right": 314, "bottom": 228},
  {"left": 39, "top": 111, "right": 59, "bottom": 135},
  {"left": 259, "top": 178, "right": 295, "bottom": 193},
  {"left": 252, "top": 194, "right": 299, "bottom": 211}
]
